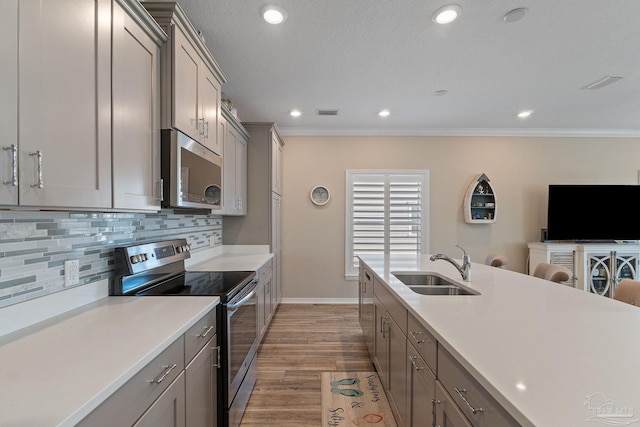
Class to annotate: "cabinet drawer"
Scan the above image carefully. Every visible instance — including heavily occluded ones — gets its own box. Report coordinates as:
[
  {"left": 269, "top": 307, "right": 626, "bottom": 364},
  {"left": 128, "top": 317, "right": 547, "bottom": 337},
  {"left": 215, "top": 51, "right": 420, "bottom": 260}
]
[
  {"left": 437, "top": 347, "right": 520, "bottom": 427},
  {"left": 407, "top": 314, "right": 437, "bottom": 373},
  {"left": 78, "top": 336, "right": 185, "bottom": 427},
  {"left": 184, "top": 307, "right": 217, "bottom": 364},
  {"left": 373, "top": 278, "right": 407, "bottom": 334}
]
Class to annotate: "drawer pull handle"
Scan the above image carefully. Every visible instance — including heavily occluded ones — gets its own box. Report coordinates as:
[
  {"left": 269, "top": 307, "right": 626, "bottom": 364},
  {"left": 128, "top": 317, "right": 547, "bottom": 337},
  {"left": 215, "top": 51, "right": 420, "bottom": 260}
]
[
  {"left": 454, "top": 387, "right": 484, "bottom": 414},
  {"left": 409, "top": 330, "right": 428, "bottom": 344},
  {"left": 151, "top": 363, "right": 177, "bottom": 384},
  {"left": 199, "top": 325, "right": 215, "bottom": 338},
  {"left": 409, "top": 355, "right": 425, "bottom": 371}
]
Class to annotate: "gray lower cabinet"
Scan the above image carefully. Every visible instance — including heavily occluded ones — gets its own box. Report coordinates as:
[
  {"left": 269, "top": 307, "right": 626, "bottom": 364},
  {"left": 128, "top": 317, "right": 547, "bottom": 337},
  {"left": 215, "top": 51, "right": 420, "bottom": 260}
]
[
  {"left": 256, "top": 258, "right": 274, "bottom": 341},
  {"left": 185, "top": 336, "right": 219, "bottom": 427},
  {"left": 437, "top": 346, "right": 518, "bottom": 427},
  {"left": 373, "top": 280, "right": 408, "bottom": 427},
  {"left": 361, "top": 260, "right": 520, "bottom": 427},
  {"left": 77, "top": 336, "right": 185, "bottom": 426},
  {"left": 406, "top": 342, "right": 436, "bottom": 426},
  {"left": 134, "top": 372, "right": 186, "bottom": 427},
  {"left": 78, "top": 307, "right": 218, "bottom": 427},
  {"left": 434, "top": 380, "right": 472, "bottom": 427},
  {"left": 358, "top": 263, "right": 375, "bottom": 358}
]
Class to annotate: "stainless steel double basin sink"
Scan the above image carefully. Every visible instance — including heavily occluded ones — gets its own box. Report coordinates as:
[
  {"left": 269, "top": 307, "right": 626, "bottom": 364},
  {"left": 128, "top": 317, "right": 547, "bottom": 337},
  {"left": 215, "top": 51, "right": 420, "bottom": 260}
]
[{"left": 391, "top": 272, "right": 480, "bottom": 296}]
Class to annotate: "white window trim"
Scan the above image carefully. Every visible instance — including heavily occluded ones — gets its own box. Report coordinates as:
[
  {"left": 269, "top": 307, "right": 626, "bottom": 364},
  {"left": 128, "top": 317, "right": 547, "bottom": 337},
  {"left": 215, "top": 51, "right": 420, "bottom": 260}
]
[{"left": 345, "top": 169, "right": 430, "bottom": 280}]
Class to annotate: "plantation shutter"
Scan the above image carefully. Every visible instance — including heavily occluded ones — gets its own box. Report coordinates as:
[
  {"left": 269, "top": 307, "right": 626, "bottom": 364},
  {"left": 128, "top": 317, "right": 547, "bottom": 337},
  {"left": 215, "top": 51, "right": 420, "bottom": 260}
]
[{"left": 346, "top": 171, "right": 429, "bottom": 278}]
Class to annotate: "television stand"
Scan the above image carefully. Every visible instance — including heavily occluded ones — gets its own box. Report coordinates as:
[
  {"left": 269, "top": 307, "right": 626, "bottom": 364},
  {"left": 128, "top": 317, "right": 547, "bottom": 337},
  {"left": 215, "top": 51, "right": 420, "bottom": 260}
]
[{"left": 528, "top": 241, "right": 640, "bottom": 298}]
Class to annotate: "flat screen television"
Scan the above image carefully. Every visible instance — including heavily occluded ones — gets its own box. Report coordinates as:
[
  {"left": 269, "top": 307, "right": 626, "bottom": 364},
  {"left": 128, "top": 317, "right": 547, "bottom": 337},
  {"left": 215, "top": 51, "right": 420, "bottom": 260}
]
[{"left": 546, "top": 184, "right": 640, "bottom": 242}]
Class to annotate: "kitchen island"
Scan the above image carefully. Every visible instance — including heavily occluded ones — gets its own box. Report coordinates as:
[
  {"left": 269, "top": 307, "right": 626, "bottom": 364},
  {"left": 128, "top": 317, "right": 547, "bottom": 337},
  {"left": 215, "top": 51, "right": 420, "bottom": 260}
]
[{"left": 360, "top": 253, "right": 640, "bottom": 426}]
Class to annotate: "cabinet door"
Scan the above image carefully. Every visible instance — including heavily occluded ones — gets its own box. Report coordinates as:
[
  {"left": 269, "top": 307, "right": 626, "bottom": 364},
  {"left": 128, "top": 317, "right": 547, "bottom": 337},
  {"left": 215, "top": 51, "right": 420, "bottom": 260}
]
[
  {"left": 112, "top": 1, "right": 161, "bottom": 211},
  {"left": 434, "top": 381, "right": 472, "bottom": 427},
  {"left": 373, "top": 298, "right": 389, "bottom": 385},
  {"left": 185, "top": 335, "right": 219, "bottom": 427},
  {"left": 256, "top": 278, "right": 266, "bottom": 340},
  {"left": 173, "top": 27, "right": 201, "bottom": 142},
  {"left": 19, "top": 0, "right": 111, "bottom": 208},
  {"left": 265, "top": 272, "right": 274, "bottom": 326},
  {"left": 0, "top": 0, "right": 18, "bottom": 205},
  {"left": 271, "top": 193, "right": 282, "bottom": 252},
  {"left": 235, "top": 135, "right": 247, "bottom": 214},
  {"left": 388, "top": 315, "right": 408, "bottom": 427},
  {"left": 221, "top": 116, "right": 235, "bottom": 214},
  {"left": 134, "top": 372, "right": 186, "bottom": 427},
  {"left": 407, "top": 344, "right": 436, "bottom": 427},
  {"left": 271, "top": 132, "right": 283, "bottom": 195},
  {"left": 201, "top": 67, "right": 221, "bottom": 155}
]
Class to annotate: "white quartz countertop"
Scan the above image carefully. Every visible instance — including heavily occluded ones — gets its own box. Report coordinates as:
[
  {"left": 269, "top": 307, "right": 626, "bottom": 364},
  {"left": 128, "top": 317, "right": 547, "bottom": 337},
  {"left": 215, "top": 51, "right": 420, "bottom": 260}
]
[
  {"left": 0, "top": 296, "right": 219, "bottom": 426},
  {"left": 186, "top": 245, "right": 273, "bottom": 272},
  {"left": 360, "top": 254, "right": 640, "bottom": 427}
]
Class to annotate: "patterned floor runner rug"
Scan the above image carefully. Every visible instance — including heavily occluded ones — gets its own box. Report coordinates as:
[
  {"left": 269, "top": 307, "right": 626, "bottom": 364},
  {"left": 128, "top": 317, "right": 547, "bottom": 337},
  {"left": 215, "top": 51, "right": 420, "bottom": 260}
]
[{"left": 321, "top": 371, "right": 397, "bottom": 426}]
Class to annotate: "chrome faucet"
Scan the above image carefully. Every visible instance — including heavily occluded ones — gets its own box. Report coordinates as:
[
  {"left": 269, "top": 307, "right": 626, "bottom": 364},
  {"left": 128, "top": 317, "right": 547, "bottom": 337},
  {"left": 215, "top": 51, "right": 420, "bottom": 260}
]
[{"left": 430, "top": 245, "right": 471, "bottom": 282}]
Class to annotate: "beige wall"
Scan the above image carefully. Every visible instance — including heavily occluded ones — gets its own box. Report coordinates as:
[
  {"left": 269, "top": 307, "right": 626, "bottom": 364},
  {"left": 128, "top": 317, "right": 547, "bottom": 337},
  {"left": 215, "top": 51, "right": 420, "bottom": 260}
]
[{"left": 280, "top": 135, "right": 640, "bottom": 300}]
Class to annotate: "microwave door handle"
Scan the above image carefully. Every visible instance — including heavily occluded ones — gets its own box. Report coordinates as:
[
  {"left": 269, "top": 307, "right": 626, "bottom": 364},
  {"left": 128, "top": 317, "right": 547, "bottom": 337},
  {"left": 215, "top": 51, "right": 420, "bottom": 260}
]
[{"left": 227, "top": 287, "right": 257, "bottom": 310}]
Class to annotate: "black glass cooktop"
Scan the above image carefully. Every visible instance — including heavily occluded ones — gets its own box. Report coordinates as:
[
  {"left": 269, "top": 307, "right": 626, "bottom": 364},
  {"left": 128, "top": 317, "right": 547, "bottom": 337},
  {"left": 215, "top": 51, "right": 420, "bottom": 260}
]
[{"left": 135, "top": 271, "right": 256, "bottom": 302}]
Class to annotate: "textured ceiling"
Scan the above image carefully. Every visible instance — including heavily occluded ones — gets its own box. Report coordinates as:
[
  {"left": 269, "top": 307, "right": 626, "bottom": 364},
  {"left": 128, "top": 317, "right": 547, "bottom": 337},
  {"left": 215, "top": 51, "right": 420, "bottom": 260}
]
[{"left": 157, "top": 0, "right": 640, "bottom": 136}]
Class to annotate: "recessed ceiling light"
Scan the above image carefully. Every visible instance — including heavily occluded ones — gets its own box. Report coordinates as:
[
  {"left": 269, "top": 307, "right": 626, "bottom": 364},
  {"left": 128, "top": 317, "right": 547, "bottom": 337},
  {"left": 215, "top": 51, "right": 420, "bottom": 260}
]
[
  {"left": 518, "top": 110, "right": 533, "bottom": 118},
  {"left": 260, "top": 5, "right": 287, "bottom": 24},
  {"left": 378, "top": 109, "right": 390, "bottom": 117},
  {"left": 503, "top": 8, "right": 528, "bottom": 23},
  {"left": 432, "top": 5, "right": 462, "bottom": 24},
  {"left": 289, "top": 109, "right": 301, "bottom": 117}
]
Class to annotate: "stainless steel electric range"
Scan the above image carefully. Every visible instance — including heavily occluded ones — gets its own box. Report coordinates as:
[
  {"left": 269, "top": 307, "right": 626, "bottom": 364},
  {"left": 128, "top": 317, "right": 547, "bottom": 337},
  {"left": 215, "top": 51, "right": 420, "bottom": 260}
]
[{"left": 112, "top": 238, "right": 258, "bottom": 427}]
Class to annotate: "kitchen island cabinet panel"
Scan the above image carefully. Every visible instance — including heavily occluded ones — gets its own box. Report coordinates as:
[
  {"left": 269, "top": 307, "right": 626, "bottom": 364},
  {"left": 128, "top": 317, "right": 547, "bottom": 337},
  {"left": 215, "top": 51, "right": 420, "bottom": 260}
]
[
  {"left": 406, "top": 343, "right": 436, "bottom": 427},
  {"left": 434, "top": 381, "right": 472, "bottom": 427},
  {"left": 438, "top": 346, "right": 519, "bottom": 427}
]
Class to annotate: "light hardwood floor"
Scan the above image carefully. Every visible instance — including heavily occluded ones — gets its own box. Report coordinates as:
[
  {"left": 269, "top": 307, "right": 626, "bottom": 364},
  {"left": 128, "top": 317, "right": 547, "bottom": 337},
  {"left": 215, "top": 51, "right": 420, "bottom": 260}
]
[{"left": 239, "top": 303, "right": 374, "bottom": 426}]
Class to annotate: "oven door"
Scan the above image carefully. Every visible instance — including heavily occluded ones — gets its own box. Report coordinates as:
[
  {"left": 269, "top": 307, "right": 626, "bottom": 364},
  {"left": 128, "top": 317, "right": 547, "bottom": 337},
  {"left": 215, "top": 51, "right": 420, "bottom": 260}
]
[{"left": 226, "top": 280, "right": 258, "bottom": 406}]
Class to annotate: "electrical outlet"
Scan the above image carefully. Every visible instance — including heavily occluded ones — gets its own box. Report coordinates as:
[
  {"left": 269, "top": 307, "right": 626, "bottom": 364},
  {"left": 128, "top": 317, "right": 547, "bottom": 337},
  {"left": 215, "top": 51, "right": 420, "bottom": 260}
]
[{"left": 64, "top": 260, "right": 80, "bottom": 286}]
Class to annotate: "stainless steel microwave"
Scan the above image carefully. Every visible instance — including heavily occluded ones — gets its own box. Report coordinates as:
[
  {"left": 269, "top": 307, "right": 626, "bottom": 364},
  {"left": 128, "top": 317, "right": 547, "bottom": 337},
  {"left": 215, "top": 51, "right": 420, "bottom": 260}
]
[{"left": 161, "top": 129, "right": 222, "bottom": 210}]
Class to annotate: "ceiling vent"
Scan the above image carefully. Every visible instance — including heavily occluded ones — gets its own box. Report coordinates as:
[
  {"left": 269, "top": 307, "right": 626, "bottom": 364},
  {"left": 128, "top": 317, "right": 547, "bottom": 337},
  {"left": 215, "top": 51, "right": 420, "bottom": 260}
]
[
  {"left": 317, "top": 109, "right": 339, "bottom": 116},
  {"left": 581, "top": 76, "right": 623, "bottom": 90}
]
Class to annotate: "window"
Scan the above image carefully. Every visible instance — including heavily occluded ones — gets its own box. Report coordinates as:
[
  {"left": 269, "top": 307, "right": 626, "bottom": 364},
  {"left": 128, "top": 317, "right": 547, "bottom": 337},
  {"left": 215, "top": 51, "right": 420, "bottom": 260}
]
[{"left": 345, "top": 170, "right": 429, "bottom": 279}]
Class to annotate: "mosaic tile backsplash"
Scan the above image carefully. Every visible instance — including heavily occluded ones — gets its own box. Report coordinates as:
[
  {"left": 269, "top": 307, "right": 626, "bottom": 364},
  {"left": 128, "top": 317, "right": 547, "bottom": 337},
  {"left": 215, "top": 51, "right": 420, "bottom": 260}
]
[{"left": 0, "top": 210, "right": 222, "bottom": 308}]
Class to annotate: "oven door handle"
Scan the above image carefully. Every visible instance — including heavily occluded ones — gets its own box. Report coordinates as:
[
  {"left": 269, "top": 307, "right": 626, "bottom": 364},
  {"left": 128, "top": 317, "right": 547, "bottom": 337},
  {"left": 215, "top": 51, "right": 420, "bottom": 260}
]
[{"left": 227, "top": 285, "right": 257, "bottom": 310}]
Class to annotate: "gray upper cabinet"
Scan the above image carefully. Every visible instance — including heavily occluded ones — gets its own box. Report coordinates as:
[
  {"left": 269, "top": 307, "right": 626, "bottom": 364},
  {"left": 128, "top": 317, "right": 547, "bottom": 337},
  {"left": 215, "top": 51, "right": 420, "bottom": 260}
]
[
  {"left": 0, "top": 1, "right": 18, "bottom": 205},
  {"left": 112, "top": 0, "right": 166, "bottom": 211},
  {"left": 142, "top": 2, "right": 226, "bottom": 156},
  {"left": 220, "top": 108, "right": 248, "bottom": 216},
  {"left": 3, "top": 0, "right": 112, "bottom": 209}
]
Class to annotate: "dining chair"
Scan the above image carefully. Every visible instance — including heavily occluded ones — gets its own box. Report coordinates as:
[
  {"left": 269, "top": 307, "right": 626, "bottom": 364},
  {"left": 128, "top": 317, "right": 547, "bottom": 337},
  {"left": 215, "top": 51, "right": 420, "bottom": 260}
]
[
  {"left": 485, "top": 254, "right": 508, "bottom": 268},
  {"left": 613, "top": 279, "right": 640, "bottom": 306},
  {"left": 533, "top": 262, "right": 571, "bottom": 283}
]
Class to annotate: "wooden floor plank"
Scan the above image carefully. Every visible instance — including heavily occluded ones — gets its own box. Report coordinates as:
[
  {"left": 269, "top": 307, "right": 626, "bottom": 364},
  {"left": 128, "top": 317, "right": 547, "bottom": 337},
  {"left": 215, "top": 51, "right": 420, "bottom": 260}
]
[{"left": 239, "top": 303, "right": 375, "bottom": 426}]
